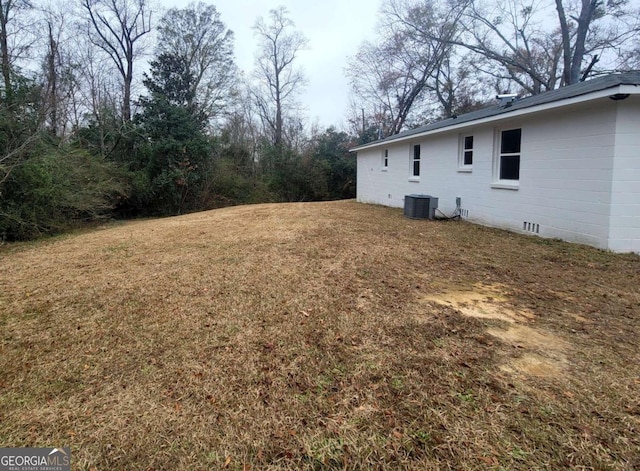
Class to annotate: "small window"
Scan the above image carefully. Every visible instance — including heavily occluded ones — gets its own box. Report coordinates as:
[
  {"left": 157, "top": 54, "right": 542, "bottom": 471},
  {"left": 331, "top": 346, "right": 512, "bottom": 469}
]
[
  {"left": 412, "top": 144, "right": 420, "bottom": 177},
  {"left": 463, "top": 136, "right": 473, "bottom": 165},
  {"left": 382, "top": 148, "right": 389, "bottom": 169},
  {"left": 499, "top": 129, "right": 521, "bottom": 180},
  {"left": 459, "top": 135, "right": 473, "bottom": 169}
]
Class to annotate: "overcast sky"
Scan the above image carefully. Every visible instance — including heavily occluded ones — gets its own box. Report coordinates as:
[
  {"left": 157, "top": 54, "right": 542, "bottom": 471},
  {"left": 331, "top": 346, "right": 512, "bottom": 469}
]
[{"left": 168, "top": 0, "right": 381, "bottom": 129}]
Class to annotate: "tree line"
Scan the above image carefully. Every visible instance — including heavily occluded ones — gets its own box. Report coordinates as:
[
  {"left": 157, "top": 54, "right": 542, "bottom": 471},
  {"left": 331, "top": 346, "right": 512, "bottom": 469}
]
[{"left": 1, "top": 0, "right": 638, "bottom": 241}]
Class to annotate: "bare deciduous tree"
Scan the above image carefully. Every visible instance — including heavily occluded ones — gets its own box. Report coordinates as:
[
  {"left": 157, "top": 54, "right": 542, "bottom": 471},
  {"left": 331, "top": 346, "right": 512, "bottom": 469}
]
[
  {"left": 157, "top": 1, "right": 236, "bottom": 123},
  {"left": 41, "top": 3, "right": 76, "bottom": 137},
  {"left": 81, "top": 0, "right": 151, "bottom": 122},
  {"left": 347, "top": 0, "right": 463, "bottom": 136},
  {"left": 252, "top": 6, "right": 308, "bottom": 146},
  {"left": 431, "top": 53, "right": 491, "bottom": 119},
  {"left": 459, "top": 0, "right": 561, "bottom": 93},
  {"left": 0, "top": 0, "right": 34, "bottom": 106},
  {"left": 395, "top": 0, "right": 640, "bottom": 94},
  {"left": 72, "top": 37, "right": 126, "bottom": 155},
  {"left": 555, "top": 0, "right": 640, "bottom": 84}
]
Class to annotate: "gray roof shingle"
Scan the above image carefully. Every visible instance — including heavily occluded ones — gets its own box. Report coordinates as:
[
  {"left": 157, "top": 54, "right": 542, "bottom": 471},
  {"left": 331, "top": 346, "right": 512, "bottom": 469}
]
[{"left": 351, "top": 72, "right": 640, "bottom": 150}]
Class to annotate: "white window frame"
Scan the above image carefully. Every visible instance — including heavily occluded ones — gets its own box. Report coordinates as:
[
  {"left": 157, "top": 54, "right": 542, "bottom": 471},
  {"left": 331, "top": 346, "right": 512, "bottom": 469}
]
[
  {"left": 458, "top": 134, "right": 474, "bottom": 172},
  {"left": 492, "top": 128, "right": 521, "bottom": 190},
  {"left": 409, "top": 144, "right": 421, "bottom": 181},
  {"left": 382, "top": 148, "right": 389, "bottom": 171}
]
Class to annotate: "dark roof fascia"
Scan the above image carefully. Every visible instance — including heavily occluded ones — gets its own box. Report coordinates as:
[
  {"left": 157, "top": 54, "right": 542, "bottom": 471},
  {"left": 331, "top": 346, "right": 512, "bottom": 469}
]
[{"left": 350, "top": 72, "right": 640, "bottom": 152}]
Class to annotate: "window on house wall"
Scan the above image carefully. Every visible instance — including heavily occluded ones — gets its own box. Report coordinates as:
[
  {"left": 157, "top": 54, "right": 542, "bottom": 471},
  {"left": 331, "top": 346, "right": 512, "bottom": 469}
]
[
  {"left": 382, "top": 148, "right": 389, "bottom": 169},
  {"left": 459, "top": 135, "right": 473, "bottom": 169},
  {"left": 412, "top": 144, "right": 421, "bottom": 178},
  {"left": 499, "top": 128, "right": 521, "bottom": 180}
]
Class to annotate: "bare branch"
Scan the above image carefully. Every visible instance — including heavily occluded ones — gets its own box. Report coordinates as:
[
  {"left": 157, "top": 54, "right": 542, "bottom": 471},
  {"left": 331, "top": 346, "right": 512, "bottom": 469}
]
[
  {"left": 252, "top": 6, "right": 308, "bottom": 146},
  {"left": 81, "top": 0, "right": 152, "bottom": 121}
]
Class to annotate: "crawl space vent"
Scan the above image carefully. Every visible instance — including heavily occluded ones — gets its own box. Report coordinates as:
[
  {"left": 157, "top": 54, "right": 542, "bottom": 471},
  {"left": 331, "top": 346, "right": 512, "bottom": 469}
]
[{"left": 523, "top": 222, "right": 540, "bottom": 234}]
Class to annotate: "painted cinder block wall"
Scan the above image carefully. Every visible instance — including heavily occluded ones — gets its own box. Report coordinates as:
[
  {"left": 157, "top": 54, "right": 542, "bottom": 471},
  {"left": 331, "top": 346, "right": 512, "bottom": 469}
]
[
  {"left": 356, "top": 96, "right": 640, "bottom": 252},
  {"left": 609, "top": 96, "right": 640, "bottom": 252}
]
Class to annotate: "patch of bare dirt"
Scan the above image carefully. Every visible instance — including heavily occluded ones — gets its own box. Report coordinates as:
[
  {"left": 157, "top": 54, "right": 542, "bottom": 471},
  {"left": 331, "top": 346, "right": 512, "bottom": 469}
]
[
  {"left": 421, "top": 283, "right": 569, "bottom": 378},
  {"left": 421, "top": 283, "right": 535, "bottom": 323},
  {"left": 500, "top": 354, "right": 567, "bottom": 378}
]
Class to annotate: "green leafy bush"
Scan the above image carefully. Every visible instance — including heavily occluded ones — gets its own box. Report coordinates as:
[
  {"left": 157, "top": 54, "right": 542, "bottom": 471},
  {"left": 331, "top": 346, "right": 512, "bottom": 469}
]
[{"left": 0, "top": 147, "right": 129, "bottom": 240}]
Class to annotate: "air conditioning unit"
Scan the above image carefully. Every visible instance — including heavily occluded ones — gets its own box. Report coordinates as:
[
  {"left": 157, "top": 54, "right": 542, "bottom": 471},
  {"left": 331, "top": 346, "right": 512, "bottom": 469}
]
[{"left": 404, "top": 194, "right": 438, "bottom": 220}]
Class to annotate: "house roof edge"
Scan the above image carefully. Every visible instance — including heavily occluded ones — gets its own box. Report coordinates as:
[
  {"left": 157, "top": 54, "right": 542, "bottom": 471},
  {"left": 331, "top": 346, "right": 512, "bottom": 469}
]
[{"left": 350, "top": 72, "right": 640, "bottom": 152}]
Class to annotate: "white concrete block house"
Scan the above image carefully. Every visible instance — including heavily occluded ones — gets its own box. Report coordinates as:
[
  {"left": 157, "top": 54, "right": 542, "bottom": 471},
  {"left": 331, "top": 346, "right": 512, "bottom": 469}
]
[{"left": 351, "top": 73, "right": 640, "bottom": 253}]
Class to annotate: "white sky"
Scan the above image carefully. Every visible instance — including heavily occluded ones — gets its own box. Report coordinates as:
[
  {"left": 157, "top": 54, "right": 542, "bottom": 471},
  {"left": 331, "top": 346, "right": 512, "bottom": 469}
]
[{"left": 166, "top": 0, "right": 381, "bottom": 129}]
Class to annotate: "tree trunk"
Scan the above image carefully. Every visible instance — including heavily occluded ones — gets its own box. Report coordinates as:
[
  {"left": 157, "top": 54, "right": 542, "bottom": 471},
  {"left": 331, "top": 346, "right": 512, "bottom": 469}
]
[
  {"left": 275, "top": 87, "right": 282, "bottom": 146},
  {"left": 47, "top": 22, "right": 58, "bottom": 135},
  {"left": 0, "top": 1, "right": 12, "bottom": 107},
  {"left": 556, "top": 0, "right": 598, "bottom": 85},
  {"left": 569, "top": 0, "right": 598, "bottom": 84},
  {"left": 273, "top": 38, "right": 282, "bottom": 146},
  {"left": 555, "top": 0, "right": 572, "bottom": 85},
  {"left": 123, "top": 64, "right": 132, "bottom": 122}
]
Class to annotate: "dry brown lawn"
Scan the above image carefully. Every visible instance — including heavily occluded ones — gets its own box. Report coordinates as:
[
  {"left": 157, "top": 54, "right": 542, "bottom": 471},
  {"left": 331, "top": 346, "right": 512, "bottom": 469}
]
[{"left": 1, "top": 200, "right": 639, "bottom": 470}]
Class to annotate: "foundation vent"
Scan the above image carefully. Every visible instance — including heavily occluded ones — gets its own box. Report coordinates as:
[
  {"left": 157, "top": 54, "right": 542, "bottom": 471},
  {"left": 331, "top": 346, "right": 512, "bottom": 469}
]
[{"left": 523, "top": 222, "right": 540, "bottom": 234}]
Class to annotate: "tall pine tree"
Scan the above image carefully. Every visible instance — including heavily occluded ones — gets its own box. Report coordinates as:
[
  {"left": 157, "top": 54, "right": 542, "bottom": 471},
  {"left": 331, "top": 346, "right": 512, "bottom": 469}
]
[{"left": 133, "top": 53, "right": 211, "bottom": 215}]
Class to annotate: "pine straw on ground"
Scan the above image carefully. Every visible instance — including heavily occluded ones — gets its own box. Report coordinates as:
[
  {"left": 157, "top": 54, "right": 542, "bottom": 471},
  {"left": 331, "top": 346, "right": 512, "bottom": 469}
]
[{"left": 1, "top": 200, "right": 639, "bottom": 470}]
